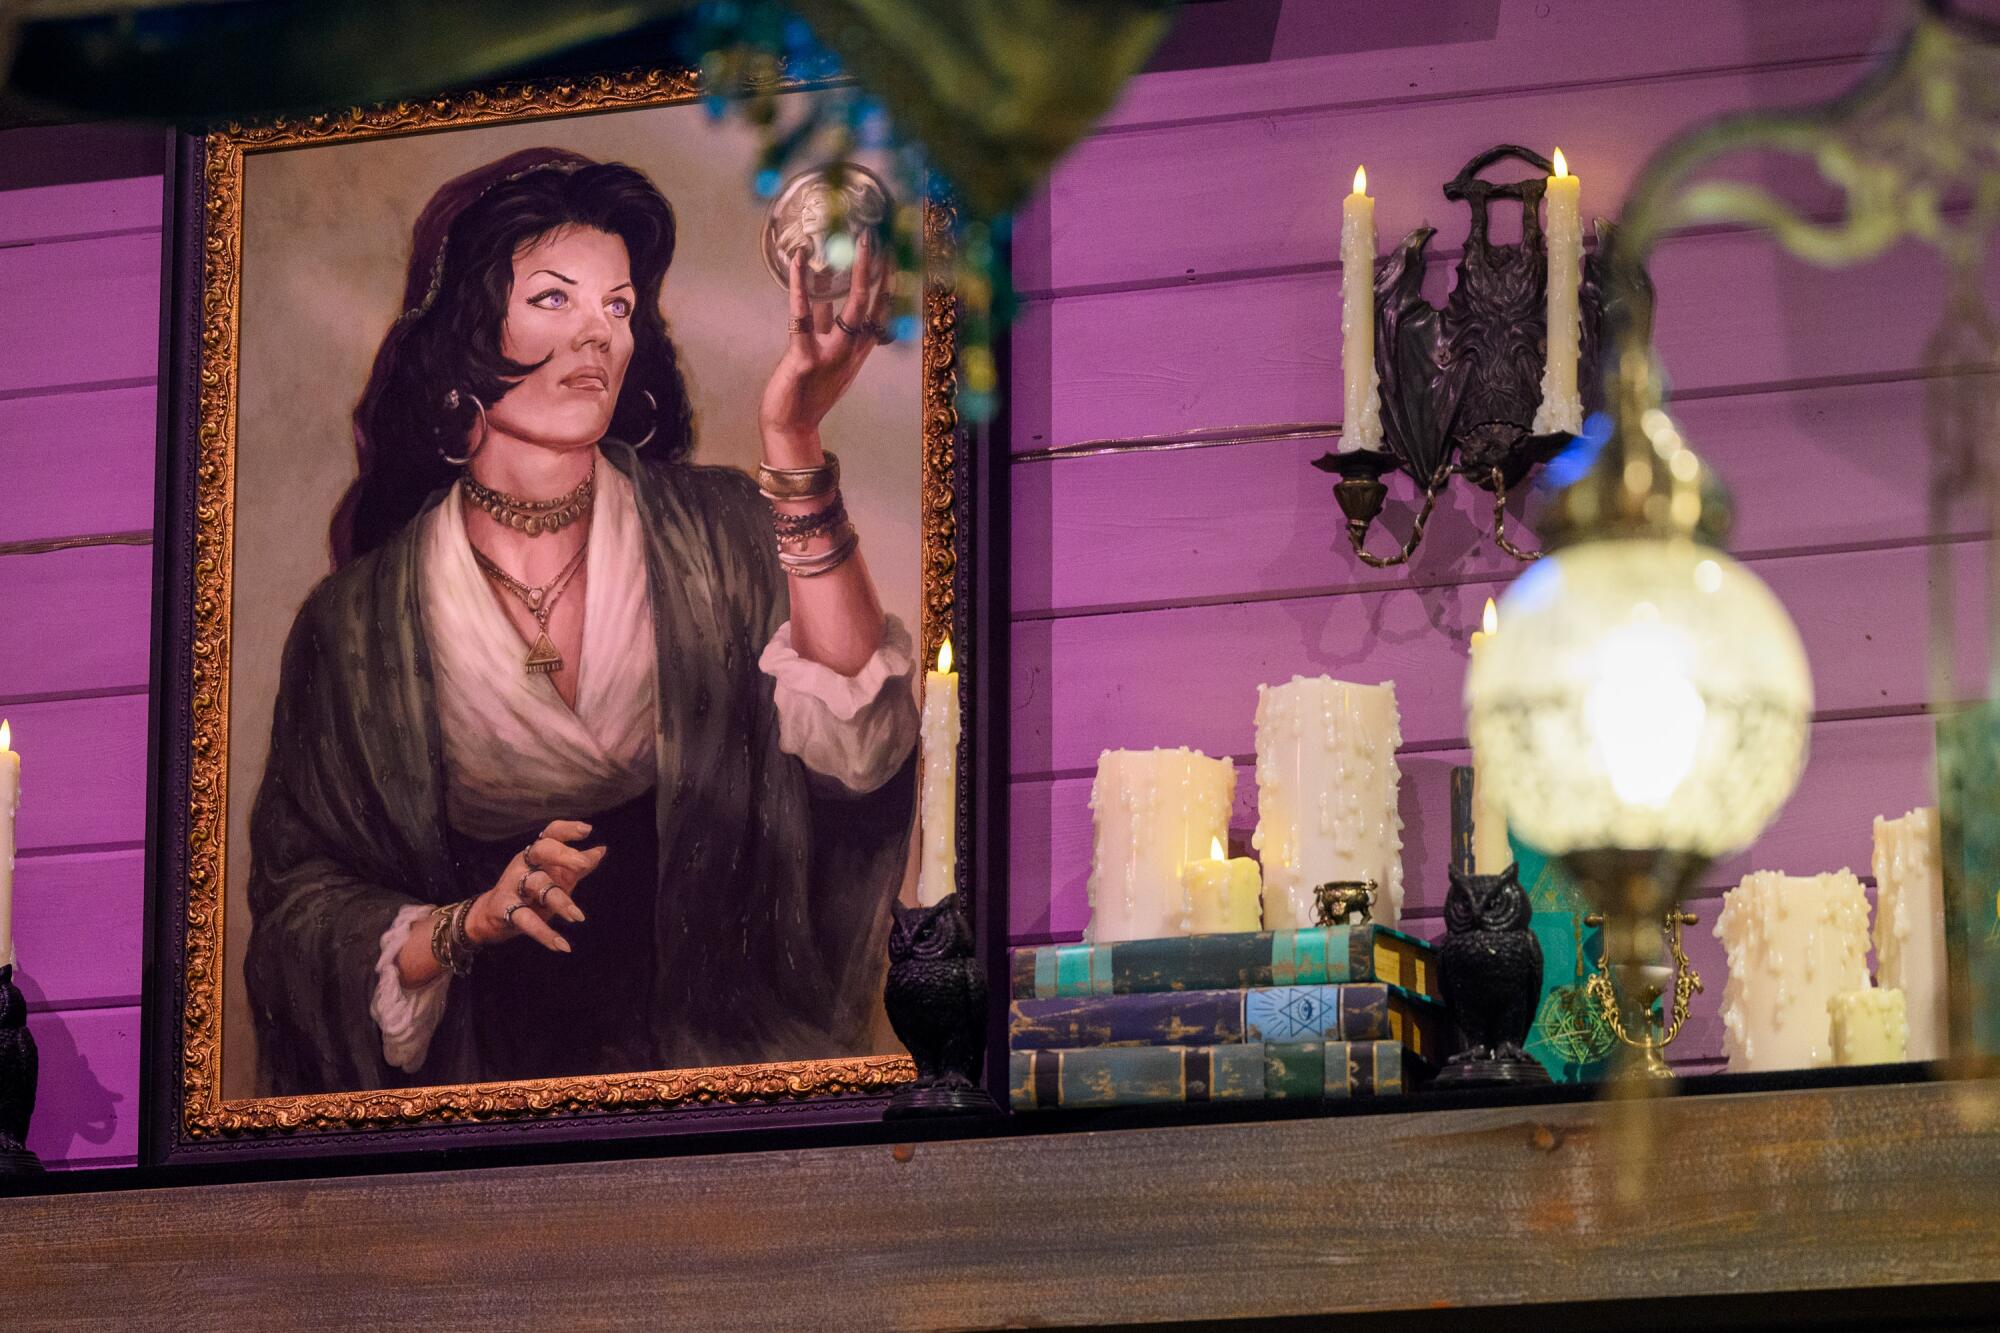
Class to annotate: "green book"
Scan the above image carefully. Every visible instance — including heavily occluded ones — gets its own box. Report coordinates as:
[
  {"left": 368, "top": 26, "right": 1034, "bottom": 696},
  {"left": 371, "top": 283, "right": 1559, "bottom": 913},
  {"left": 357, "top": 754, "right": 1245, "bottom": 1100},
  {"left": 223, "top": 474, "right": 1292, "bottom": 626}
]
[
  {"left": 1009, "top": 925, "right": 1437, "bottom": 1002},
  {"left": 1009, "top": 1040, "right": 1407, "bottom": 1110}
]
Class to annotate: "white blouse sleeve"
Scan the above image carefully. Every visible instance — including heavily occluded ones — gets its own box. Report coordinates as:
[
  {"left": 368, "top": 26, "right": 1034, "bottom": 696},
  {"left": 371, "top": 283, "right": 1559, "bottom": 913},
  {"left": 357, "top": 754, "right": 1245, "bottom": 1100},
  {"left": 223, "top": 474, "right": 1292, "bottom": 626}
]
[
  {"left": 759, "top": 612, "right": 921, "bottom": 795},
  {"left": 369, "top": 903, "right": 451, "bottom": 1072}
]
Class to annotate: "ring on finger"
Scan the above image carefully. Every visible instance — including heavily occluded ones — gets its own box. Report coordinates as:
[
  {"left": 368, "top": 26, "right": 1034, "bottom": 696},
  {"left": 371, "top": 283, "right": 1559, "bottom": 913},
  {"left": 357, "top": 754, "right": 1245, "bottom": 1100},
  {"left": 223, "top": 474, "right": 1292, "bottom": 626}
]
[
  {"left": 833, "top": 313, "right": 865, "bottom": 338},
  {"left": 521, "top": 841, "right": 542, "bottom": 873},
  {"left": 869, "top": 321, "right": 895, "bottom": 344},
  {"left": 786, "top": 315, "right": 812, "bottom": 332},
  {"left": 518, "top": 868, "right": 544, "bottom": 902},
  {"left": 535, "top": 879, "right": 560, "bottom": 908},
  {"left": 504, "top": 902, "right": 530, "bottom": 927}
]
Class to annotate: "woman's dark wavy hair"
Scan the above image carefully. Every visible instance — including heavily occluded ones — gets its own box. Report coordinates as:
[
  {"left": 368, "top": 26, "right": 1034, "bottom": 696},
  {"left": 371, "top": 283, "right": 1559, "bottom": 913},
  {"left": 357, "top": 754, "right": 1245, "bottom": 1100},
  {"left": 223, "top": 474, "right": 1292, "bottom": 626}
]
[{"left": 334, "top": 147, "right": 695, "bottom": 564}]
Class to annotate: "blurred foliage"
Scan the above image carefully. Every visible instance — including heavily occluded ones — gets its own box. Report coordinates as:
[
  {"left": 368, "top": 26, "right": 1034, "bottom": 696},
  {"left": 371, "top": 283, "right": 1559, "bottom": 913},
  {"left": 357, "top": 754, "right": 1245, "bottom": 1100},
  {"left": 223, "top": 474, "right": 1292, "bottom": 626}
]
[{"left": 6, "top": 0, "right": 1179, "bottom": 423}]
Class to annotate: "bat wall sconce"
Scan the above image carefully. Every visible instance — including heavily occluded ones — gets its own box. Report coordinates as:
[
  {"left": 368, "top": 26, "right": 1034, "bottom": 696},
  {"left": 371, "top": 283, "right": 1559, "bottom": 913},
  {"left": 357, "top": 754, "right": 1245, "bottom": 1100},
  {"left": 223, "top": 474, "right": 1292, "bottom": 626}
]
[{"left": 1313, "top": 145, "right": 1642, "bottom": 568}]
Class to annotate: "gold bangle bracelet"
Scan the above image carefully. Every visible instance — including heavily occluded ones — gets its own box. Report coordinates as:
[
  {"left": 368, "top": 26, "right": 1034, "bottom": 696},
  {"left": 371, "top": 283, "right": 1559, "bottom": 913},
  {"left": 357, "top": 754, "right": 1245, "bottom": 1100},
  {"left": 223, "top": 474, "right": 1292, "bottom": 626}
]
[{"left": 756, "top": 449, "right": 840, "bottom": 500}]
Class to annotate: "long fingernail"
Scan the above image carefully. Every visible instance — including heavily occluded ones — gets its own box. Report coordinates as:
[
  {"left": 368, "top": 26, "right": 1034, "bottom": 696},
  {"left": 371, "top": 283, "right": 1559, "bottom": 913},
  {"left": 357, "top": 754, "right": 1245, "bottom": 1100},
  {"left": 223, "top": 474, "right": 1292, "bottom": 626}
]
[
  {"left": 556, "top": 938, "right": 573, "bottom": 953},
  {"left": 568, "top": 906, "right": 587, "bottom": 923}
]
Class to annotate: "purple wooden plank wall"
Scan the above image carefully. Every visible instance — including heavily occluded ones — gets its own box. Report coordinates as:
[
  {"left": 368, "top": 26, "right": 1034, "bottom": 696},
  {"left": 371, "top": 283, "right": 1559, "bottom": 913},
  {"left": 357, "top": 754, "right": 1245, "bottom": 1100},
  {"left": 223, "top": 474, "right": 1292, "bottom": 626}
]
[
  {"left": 0, "top": 161, "right": 163, "bottom": 1169},
  {"left": 1007, "top": 0, "right": 1934, "bottom": 1073}
]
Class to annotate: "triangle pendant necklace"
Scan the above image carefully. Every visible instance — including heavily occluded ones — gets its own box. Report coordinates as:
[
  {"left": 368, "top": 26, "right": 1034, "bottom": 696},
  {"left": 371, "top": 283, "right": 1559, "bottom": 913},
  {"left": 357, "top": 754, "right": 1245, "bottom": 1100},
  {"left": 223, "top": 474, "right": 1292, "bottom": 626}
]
[{"left": 471, "top": 538, "right": 589, "bottom": 678}]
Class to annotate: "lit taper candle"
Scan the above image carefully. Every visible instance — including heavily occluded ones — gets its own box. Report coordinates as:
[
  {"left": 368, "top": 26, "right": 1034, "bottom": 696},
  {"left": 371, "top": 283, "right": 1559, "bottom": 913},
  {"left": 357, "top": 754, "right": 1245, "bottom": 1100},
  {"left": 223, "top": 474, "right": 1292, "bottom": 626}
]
[
  {"left": 0, "top": 722, "right": 17, "bottom": 969},
  {"left": 1340, "top": 166, "right": 1384, "bottom": 451},
  {"left": 1466, "top": 599, "right": 1511, "bottom": 873},
  {"left": 916, "top": 638, "right": 959, "bottom": 906},
  {"left": 1531, "top": 147, "right": 1583, "bottom": 435}
]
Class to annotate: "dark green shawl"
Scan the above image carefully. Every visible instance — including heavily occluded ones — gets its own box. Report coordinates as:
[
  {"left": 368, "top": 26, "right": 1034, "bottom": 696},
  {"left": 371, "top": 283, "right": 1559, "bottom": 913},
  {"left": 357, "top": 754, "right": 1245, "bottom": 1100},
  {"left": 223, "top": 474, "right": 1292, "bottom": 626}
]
[{"left": 244, "top": 444, "right": 916, "bottom": 1095}]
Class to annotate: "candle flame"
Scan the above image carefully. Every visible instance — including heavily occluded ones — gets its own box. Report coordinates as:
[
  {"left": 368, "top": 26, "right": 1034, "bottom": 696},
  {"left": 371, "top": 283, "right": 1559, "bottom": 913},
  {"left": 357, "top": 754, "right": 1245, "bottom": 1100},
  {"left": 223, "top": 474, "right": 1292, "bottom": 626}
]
[
  {"left": 936, "top": 636, "right": 953, "bottom": 674},
  {"left": 1552, "top": 147, "right": 1568, "bottom": 177},
  {"left": 0, "top": 720, "right": 9, "bottom": 751},
  {"left": 1209, "top": 836, "right": 1226, "bottom": 861},
  {"left": 1353, "top": 165, "right": 1367, "bottom": 195},
  {"left": 1482, "top": 598, "right": 1499, "bottom": 635}
]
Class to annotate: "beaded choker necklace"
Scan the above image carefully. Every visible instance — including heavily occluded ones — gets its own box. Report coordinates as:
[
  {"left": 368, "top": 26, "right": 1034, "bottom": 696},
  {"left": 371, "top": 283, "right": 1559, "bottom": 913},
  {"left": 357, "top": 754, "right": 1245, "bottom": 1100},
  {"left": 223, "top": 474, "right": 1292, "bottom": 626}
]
[{"left": 461, "top": 461, "right": 595, "bottom": 537}]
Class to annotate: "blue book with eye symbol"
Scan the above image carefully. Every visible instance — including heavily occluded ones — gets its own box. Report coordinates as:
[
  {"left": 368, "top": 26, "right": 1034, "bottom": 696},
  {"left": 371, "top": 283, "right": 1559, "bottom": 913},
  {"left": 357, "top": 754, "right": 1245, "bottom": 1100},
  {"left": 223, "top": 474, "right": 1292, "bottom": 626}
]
[{"left": 1007, "top": 982, "right": 1446, "bottom": 1064}]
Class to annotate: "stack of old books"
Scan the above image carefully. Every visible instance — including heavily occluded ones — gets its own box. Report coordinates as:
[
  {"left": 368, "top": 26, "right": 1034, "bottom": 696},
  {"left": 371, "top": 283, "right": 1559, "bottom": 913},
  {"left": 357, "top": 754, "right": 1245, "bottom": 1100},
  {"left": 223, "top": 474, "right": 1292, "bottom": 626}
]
[{"left": 1007, "top": 923, "right": 1445, "bottom": 1110}]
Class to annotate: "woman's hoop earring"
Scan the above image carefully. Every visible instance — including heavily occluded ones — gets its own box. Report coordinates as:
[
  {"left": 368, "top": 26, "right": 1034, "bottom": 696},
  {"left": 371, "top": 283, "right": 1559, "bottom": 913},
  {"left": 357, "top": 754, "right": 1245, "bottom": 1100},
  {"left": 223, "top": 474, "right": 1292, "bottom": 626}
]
[
  {"left": 630, "top": 389, "right": 659, "bottom": 450},
  {"left": 439, "top": 388, "right": 489, "bottom": 466}
]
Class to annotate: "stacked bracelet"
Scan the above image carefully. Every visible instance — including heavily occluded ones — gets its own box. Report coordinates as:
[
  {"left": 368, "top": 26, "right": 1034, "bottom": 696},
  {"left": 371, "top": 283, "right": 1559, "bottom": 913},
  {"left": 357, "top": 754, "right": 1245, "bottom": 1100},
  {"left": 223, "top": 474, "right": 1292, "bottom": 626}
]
[
  {"left": 757, "top": 450, "right": 840, "bottom": 502},
  {"left": 773, "top": 497, "right": 849, "bottom": 553},
  {"left": 429, "top": 899, "right": 481, "bottom": 977},
  {"left": 778, "top": 525, "right": 860, "bottom": 578}
]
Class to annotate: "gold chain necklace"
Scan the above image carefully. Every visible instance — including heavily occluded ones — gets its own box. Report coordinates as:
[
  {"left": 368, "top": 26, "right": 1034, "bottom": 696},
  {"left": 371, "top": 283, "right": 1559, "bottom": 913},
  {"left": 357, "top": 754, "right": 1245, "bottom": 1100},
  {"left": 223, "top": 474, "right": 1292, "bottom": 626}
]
[
  {"left": 461, "top": 461, "right": 596, "bottom": 537},
  {"left": 471, "top": 539, "right": 589, "bottom": 675}
]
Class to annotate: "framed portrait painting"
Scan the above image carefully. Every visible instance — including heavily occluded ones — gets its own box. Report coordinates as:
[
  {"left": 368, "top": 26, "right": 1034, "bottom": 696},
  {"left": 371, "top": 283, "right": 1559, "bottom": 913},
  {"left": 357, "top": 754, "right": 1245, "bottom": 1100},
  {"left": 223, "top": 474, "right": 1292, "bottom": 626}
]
[{"left": 147, "top": 67, "right": 996, "bottom": 1162}]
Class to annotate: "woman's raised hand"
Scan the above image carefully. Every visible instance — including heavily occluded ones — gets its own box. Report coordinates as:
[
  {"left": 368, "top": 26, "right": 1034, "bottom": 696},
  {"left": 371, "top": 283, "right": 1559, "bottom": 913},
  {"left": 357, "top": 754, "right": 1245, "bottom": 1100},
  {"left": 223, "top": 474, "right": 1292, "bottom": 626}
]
[
  {"left": 758, "top": 229, "right": 894, "bottom": 456},
  {"left": 464, "top": 818, "right": 607, "bottom": 954}
]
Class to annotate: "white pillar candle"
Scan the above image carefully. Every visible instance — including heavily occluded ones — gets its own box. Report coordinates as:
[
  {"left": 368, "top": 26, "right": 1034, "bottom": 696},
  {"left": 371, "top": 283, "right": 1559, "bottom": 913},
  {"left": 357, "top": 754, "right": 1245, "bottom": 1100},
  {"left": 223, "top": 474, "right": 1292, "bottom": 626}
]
[
  {"left": 1873, "top": 806, "right": 1947, "bottom": 1061},
  {"left": 0, "top": 722, "right": 14, "bottom": 970},
  {"left": 1466, "top": 599, "right": 1511, "bottom": 873},
  {"left": 1087, "top": 748, "right": 1235, "bottom": 943},
  {"left": 1339, "top": 166, "right": 1384, "bottom": 452},
  {"left": 915, "top": 639, "right": 959, "bottom": 906},
  {"left": 1713, "top": 870, "right": 1872, "bottom": 1072},
  {"left": 1253, "top": 677, "right": 1405, "bottom": 928},
  {"left": 1181, "top": 837, "right": 1264, "bottom": 935},
  {"left": 1531, "top": 147, "right": 1583, "bottom": 436},
  {"left": 1830, "top": 987, "right": 1908, "bottom": 1066}
]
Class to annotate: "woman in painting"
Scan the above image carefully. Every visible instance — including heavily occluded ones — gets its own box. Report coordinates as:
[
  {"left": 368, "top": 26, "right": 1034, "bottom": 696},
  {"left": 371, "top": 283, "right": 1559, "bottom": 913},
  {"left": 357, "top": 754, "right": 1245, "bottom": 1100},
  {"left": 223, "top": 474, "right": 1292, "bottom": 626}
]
[
  {"left": 773, "top": 173, "right": 889, "bottom": 303},
  {"left": 243, "top": 147, "right": 920, "bottom": 1094}
]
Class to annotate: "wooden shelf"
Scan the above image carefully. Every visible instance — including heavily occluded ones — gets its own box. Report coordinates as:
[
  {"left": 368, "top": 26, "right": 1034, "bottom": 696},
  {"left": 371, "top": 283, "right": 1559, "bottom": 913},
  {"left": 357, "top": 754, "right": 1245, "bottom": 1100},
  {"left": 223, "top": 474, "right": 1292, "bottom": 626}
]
[{"left": 6, "top": 1079, "right": 2000, "bottom": 1327}]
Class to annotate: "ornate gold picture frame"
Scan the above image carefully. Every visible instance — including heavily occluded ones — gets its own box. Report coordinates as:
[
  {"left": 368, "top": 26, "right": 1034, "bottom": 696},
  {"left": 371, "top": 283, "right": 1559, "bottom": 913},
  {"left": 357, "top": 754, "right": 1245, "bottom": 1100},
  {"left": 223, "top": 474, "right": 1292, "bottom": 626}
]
[{"left": 151, "top": 67, "right": 978, "bottom": 1159}]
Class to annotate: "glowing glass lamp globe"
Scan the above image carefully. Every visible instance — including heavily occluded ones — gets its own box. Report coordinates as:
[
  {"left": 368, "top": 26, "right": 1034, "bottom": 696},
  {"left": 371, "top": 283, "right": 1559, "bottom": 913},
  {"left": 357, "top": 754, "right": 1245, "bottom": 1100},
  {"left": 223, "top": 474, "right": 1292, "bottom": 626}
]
[{"left": 1465, "top": 393, "right": 1814, "bottom": 994}]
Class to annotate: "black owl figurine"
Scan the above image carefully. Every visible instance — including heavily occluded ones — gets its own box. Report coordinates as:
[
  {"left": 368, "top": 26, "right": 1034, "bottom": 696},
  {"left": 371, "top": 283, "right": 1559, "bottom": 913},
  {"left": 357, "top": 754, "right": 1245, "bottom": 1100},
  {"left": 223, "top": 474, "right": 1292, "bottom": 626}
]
[
  {"left": 1435, "top": 864, "right": 1551, "bottom": 1087},
  {"left": 0, "top": 964, "right": 43, "bottom": 1175},
  {"left": 883, "top": 891, "right": 997, "bottom": 1118}
]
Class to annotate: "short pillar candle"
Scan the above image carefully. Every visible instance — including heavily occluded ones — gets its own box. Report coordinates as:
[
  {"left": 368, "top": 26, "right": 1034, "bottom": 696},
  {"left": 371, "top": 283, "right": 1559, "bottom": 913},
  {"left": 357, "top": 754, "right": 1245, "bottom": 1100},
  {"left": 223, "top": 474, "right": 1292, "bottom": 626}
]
[
  {"left": 1830, "top": 987, "right": 1908, "bottom": 1066},
  {"left": 1181, "top": 837, "right": 1264, "bottom": 935},
  {"left": 1714, "top": 870, "right": 1872, "bottom": 1072},
  {"left": 1088, "top": 748, "right": 1236, "bottom": 943}
]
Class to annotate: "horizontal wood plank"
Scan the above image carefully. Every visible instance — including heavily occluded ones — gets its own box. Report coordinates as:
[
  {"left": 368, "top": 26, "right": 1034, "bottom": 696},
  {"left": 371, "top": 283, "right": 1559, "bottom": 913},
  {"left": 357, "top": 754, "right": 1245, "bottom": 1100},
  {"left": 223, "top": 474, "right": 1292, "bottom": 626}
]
[
  {"left": 22, "top": 1004, "right": 140, "bottom": 1170},
  {"left": 0, "top": 176, "right": 162, "bottom": 246},
  {"left": 1029, "top": 57, "right": 1866, "bottom": 295},
  {"left": 1007, "top": 710, "right": 1932, "bottom": 944},
  {"left": 0, "top": 385, "right": 159, "bottom": 544},
  {"left": 1012, "top": 378, "right": 1960, "bottom": 615},
  {"left": 12, "top": 848, "right": 145, "bottom": 1013},
  {"left": 1096, "top": 0, "right": 1897, "bottom": 132},
  {"left": 1013, "top": 228, "right": 1996, "bottom": 450},
  {"left": 0, "top": 232, "right": 162, "bottom": 395},
  {"left": 4, "top": 693, "right": 149, "bottom": 853},
  {"left": 4, "top": 1080, "right": 1997, "bottom": 1323},
  {"left": 0, "top": 544, "right": 154, "bottom": 700},
  {"left": 1010, "top": 541, "right": 1974, "bottom": 776}
]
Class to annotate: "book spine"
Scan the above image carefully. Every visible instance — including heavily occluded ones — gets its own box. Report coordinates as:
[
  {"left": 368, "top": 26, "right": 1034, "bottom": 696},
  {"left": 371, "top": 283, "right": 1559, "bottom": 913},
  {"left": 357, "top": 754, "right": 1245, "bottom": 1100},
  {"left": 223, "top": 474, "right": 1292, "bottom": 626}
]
[
  {"left": 1009, "top": 1041, "right": 1407, "bottom": 1109},
  {"left": 1009, "top": 984, "right": 1398, "bottom": 1050},
  {"left": 1011, "top": 927, "right": 1383, "bottom": 999},
  {"left": 1008, "top": 1044, "right": 1267, "bottom": 1109}
]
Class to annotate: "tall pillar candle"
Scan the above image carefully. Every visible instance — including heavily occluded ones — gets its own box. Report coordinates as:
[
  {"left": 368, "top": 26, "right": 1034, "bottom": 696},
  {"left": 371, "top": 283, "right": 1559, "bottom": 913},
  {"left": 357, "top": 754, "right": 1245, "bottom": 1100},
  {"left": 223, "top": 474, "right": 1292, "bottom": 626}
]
[
  {"left": 1874, "top": 806, "right": 1948, "bottom": 1061},
  {"left": 1339, "top": 166, "right": 1384, "bottom": 451},
  {"left": 1466, "top": 599, "right": 1511, "bottom": 873},
  {"left": 915, "top": 639, "right": 959, "bottom": 906},
  {"left": 0, "top": 722, "right": 14, "bottom": 969},
  {"left": 1088, "top": 748, "right": 1236, "bottom": 943},
  {"left": 1713, "top": 870, "right": 1872, "bottom": 1072},
  {"left": 1254, "top": 677, "right": 1405, "bottom": 928},
  {"left": 1531, "top": 147, "right": 1583, "bottom": 435}
]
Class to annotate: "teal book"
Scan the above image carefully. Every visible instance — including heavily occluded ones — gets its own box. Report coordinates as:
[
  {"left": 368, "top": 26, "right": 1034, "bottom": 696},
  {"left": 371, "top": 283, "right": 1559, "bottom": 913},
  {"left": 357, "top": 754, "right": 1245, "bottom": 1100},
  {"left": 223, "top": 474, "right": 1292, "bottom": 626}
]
[
  {"left": 1009, "top": 925, "right": 1437, "bottom": 1002},
  {"left": 1008, "top": 982, "right": 1449, "bottom": 1064},
  {"left": 1510, "top": 832, "right": 1616, "bottom": 1083},
  {"left": 1009, "top": 1040, "right": 1407, "bottom": 1110}
]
